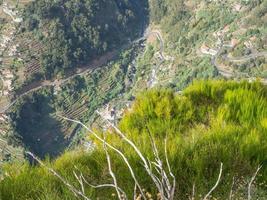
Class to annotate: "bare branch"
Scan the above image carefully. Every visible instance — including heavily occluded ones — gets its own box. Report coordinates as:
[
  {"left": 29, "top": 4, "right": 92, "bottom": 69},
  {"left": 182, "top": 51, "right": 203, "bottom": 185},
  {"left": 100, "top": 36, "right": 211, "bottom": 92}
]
[
  {"left": 203, "top": 163, "right": 223, "bottom": 200},
  {"left": 147, "top": 128, "right": 170, "bottom": 198},
  {"left": 103, "top": 134, "right": 126, "bottom": 200},
  {"left": 96, "top": 111, "right": 166, "bottom": 198},
  {"left": 73, "top": 171, "right": 85, "bottom": 194},
  {"left": 26, "top": 151, "right": 91, "bottom": 200},
  {"left": 58, "top": 114, "right": 146, "bottom": 200},
  {"left": 229, "top": 177, "right": 235, "bottom": 200},
  {"left": 133, "top": 183, "right": 137, "bottom": 200},
  {"left": 191, "top": 183, "right": 195, "bottom": 200},
  {"left": 164, "top": 138, "right": 176, "bottom": 200},
  {"left": 248, "top": 165, "right": 262, "bottom": 200},
  {"left": 80, "top": 174, "right": 125, "bottom": 194},
  {"left": 98, "top": 111, "right": 177, "bottom": 199}
]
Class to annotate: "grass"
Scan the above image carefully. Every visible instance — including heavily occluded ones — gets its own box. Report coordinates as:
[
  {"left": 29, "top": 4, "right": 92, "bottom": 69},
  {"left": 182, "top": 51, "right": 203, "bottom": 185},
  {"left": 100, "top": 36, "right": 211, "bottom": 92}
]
[{"left": 1, "top": 80, "right": 267, "bottom": 199}]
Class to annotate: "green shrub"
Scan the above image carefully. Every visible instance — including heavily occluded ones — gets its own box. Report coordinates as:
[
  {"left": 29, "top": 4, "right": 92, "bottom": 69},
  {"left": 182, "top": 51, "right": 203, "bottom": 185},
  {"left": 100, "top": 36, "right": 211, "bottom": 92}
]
[{"left": 1, "top": 80, "right": 267, "bottom": 199}]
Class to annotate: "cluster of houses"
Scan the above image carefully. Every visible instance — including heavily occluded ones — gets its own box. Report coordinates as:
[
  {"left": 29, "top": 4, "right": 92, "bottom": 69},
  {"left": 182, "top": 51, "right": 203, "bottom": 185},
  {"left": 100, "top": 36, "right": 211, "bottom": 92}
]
[
  {"left": 0, "top": 69, "right": 14, "bottom": 96},
  {"left": 0, "top": 2, "right": 23, "bottom": 56},
  {"left": 0, "top": 28, "right": 16, "bottom": 56},
  {"left": 0, "top": 3, "right": 21, "bottom": 97},
  {"left": 2, "top": 2, "right": 23, "bottom": 23},
  {"left": 98, "top": 102, "right": 132, "bottom": 131},
  {"left": 200, "top": 25, "right": 242, "bottom": 56}
]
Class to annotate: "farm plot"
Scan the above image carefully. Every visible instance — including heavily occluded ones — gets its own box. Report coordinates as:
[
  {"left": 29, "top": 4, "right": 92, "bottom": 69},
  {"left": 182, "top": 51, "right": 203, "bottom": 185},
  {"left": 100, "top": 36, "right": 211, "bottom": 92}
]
[
  {"left": 0, "top": 120, "right": 24, "bottom": 164},
  {"left": 15, "top": 33, "right": 45, "bottom": 78}
]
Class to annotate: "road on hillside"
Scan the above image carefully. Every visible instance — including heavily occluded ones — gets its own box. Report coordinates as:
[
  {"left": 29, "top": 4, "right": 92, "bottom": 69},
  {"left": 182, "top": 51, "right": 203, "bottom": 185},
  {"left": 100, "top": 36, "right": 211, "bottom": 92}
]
[
  {"left": 0, "top": 30, "right": 165, "bottom": 114},
  {"left": 210, "top": 38, "right": 267, "bottom": 82},
  {"left": 224, "top": 51, "right": 267, "bottom": 62}
]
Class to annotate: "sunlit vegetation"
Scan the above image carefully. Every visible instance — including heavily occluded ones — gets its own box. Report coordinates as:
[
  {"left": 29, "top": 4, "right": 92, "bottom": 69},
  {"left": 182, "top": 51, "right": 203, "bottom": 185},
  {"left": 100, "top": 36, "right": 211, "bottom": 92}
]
[
  {"left": 1, "top": 80, "right": 267, "bottom": 199},
  {"left": 146, "top": 0, "right": 267, "bottom": 84}
]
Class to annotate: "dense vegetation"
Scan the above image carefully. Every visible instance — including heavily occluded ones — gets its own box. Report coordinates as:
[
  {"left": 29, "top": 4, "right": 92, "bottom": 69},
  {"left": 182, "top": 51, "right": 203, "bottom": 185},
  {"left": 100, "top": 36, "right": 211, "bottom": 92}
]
[
  {"left": 143, "top": 0, "right": 267, "bottom": 88},
  {"left": 22, "top": 0, "right": 148, "bottom": 78},
  {"left": 9, "top": 89, "right": 69, "bottom": 158},
  {"left": 1, "top": 80, "right": 267, "bottom": 199},
  {"left": 8, "top": 46, "right": 141, "bottom": 158}
]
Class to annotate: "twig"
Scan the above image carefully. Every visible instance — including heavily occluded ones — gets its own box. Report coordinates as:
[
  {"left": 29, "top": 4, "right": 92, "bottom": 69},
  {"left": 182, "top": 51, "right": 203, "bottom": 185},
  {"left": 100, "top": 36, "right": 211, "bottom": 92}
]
[
  {"left": 73, "top": 171, "right": 85, "bottom": 194},
  {"left": 164, "top": 138, "right": 176, "bottom": 200},
  {"left": 229, "top": 177, "right": 235, "bottom": 200},
  {"left": 26, "top": 151, "right": 91, "bottom": 200},
  {"left": 80, "top": 174, "right": 125, "bottom": 194},
  {"left": 147, "top": 127, "right": 170, "bottom": 198},
  {"left": 203, "top": 163, "right": 223, "bottom": 200},
  {"left": 191, "top": 183, "right": 195, "bottom": 200},
  {"left": 96, "top": 111, "right": 166, "bottom": 199},
  {"left": 133, "top": 183, "right": 137, "bottom": 200},
  {"left": 103, "top": 134, "right": 126, "bottom": 200},
  {"left": 248, "top": 165, "right": 262, "bottom": 200},
  {"left": 58, "top": 114, "right": 146, "bottom": 200}
]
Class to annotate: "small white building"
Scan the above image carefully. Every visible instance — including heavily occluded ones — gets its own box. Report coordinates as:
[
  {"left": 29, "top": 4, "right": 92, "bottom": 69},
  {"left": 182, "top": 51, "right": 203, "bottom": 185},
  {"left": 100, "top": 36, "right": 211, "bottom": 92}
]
[{"left": 200, "top": 44, "right": 217, "bottom": 56}]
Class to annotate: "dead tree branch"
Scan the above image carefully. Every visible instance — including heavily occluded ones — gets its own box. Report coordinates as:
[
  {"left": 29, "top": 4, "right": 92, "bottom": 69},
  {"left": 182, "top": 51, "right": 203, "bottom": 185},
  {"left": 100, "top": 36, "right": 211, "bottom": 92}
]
[
  {"left": 203, "top": 162, "right": 223, "bottom": 200},
  {"left": 164, "top": 138, "right": 176, "bottom": 199},
  {"left": 26, "top": 152, "right": 91, "bottom": 200},
  {"left": 248, "top": 165, "right": 262, "bottom": 200},
  {"left": 58, "top": 114, "right": 146, "bottom": 199},
  {"left": 103, "top": 134, "right": 127, "bottom": 200},
  {"left": 191, "top": 183, "right": 195, "bottom": 200},
  {"left": 97, "top": 111, "right": 176, "bottom": 200},
  {"left": 229, "top": 177, "right": 235, "bottom": 200}
]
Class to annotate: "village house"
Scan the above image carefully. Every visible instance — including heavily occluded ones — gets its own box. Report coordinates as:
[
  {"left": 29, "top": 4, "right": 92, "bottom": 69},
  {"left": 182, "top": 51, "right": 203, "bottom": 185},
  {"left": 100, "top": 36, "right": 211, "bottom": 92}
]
[{"left": 200, "top": 44, "right": 217, "bottom": 56}]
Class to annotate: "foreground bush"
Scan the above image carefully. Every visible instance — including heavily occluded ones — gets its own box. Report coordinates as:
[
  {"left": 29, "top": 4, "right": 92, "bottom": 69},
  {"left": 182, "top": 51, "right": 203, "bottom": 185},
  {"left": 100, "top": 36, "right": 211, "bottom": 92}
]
[{"left": 1, "top": 80, "right": 267, "bottom": 199}]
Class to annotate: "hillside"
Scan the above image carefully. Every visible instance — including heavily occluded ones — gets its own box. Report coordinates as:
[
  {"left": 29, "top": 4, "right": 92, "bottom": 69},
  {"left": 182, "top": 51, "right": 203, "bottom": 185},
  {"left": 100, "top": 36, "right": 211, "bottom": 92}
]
[
  {"left": 0, "top": 0, "right": 266, "bottom": 168},
  {"left": 1, "top": 80, "right": 267, "bottom": 199},
  {"left": 0, "top": 0, "right": 266, "bottom": 197},
  {"left": 141, "top": 0, "right": 267, "bottom": 89},
  {"left": 22, "top": 0, "right": 147, "bottom": 78},
  {"left": 0, "top": 0, "right": 148, "bottom": 161}
]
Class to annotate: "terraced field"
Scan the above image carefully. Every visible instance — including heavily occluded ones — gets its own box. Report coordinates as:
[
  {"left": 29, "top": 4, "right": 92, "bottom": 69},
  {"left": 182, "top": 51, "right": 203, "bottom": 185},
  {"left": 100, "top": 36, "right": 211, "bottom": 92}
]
[
  {"left": 0, "top": 0, "right": 34, "bottom": 164},
  {"left": 0, "top": 0, "right": 266, "bottom": 164}
]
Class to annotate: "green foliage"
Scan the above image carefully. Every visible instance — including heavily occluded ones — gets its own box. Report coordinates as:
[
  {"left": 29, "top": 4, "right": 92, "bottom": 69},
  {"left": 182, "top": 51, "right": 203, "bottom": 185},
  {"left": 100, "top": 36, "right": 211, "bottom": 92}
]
[
  {"left": 9, "top": 89, "right": 68, "bottom": 158},
  {"left": 146, "top": 0, "right": 267, "bottom": 81},
  {"left": 9, "top": 46, "right": 140, "bottom": 158},
  {"left": 1, "top": 80, "right": 267, "bottom": 199},
  {"left": 22, "top": 0, "right": 148, "bottom": 78}
]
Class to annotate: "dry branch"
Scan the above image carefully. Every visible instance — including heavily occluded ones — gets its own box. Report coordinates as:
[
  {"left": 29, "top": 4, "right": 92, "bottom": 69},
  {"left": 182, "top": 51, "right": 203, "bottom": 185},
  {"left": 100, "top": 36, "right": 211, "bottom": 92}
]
[
  {"left": 103, "top": 134, "right": 127, "bottom": 200},
  {"left": 58, "top": 114, "right": 146, "bottom": 199},
  {"left": 248, "top": 165, "right": 262, "bottom": 200},
  {"left": 97, "top": 111, "right": 176, "bottom": 200},
  {"left": 26, "top": 151, "right": 91, "bottom": 200},
  {"left": 203, "top": 163, "right": 223, "bottom": 200}
]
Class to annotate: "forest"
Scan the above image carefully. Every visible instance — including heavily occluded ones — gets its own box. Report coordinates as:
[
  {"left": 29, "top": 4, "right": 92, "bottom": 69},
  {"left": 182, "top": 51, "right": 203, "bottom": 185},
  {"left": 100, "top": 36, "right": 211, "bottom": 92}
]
[{"left": 22, "top": 0, "right": 148, "bottom": 78}]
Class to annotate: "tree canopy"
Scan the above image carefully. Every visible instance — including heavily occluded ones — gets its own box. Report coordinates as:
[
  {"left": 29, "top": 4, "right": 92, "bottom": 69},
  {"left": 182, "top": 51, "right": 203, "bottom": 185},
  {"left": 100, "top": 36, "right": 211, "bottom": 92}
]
[{"left": 23, "top": 0, "right": 148, "bottom": 78}]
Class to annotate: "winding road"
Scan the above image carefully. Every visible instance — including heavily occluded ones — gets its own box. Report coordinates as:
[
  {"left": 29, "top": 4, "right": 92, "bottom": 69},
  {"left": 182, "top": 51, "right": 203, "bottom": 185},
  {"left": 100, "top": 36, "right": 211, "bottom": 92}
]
[
  {"left": 225, "top": 51, "right": 267, "bottom": 62},
  {"left": 144, "top": 30, "right": 174, "bottom": 87},
  {"left": 211, "top": 38, "right": 267, "bottom": 82}
]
